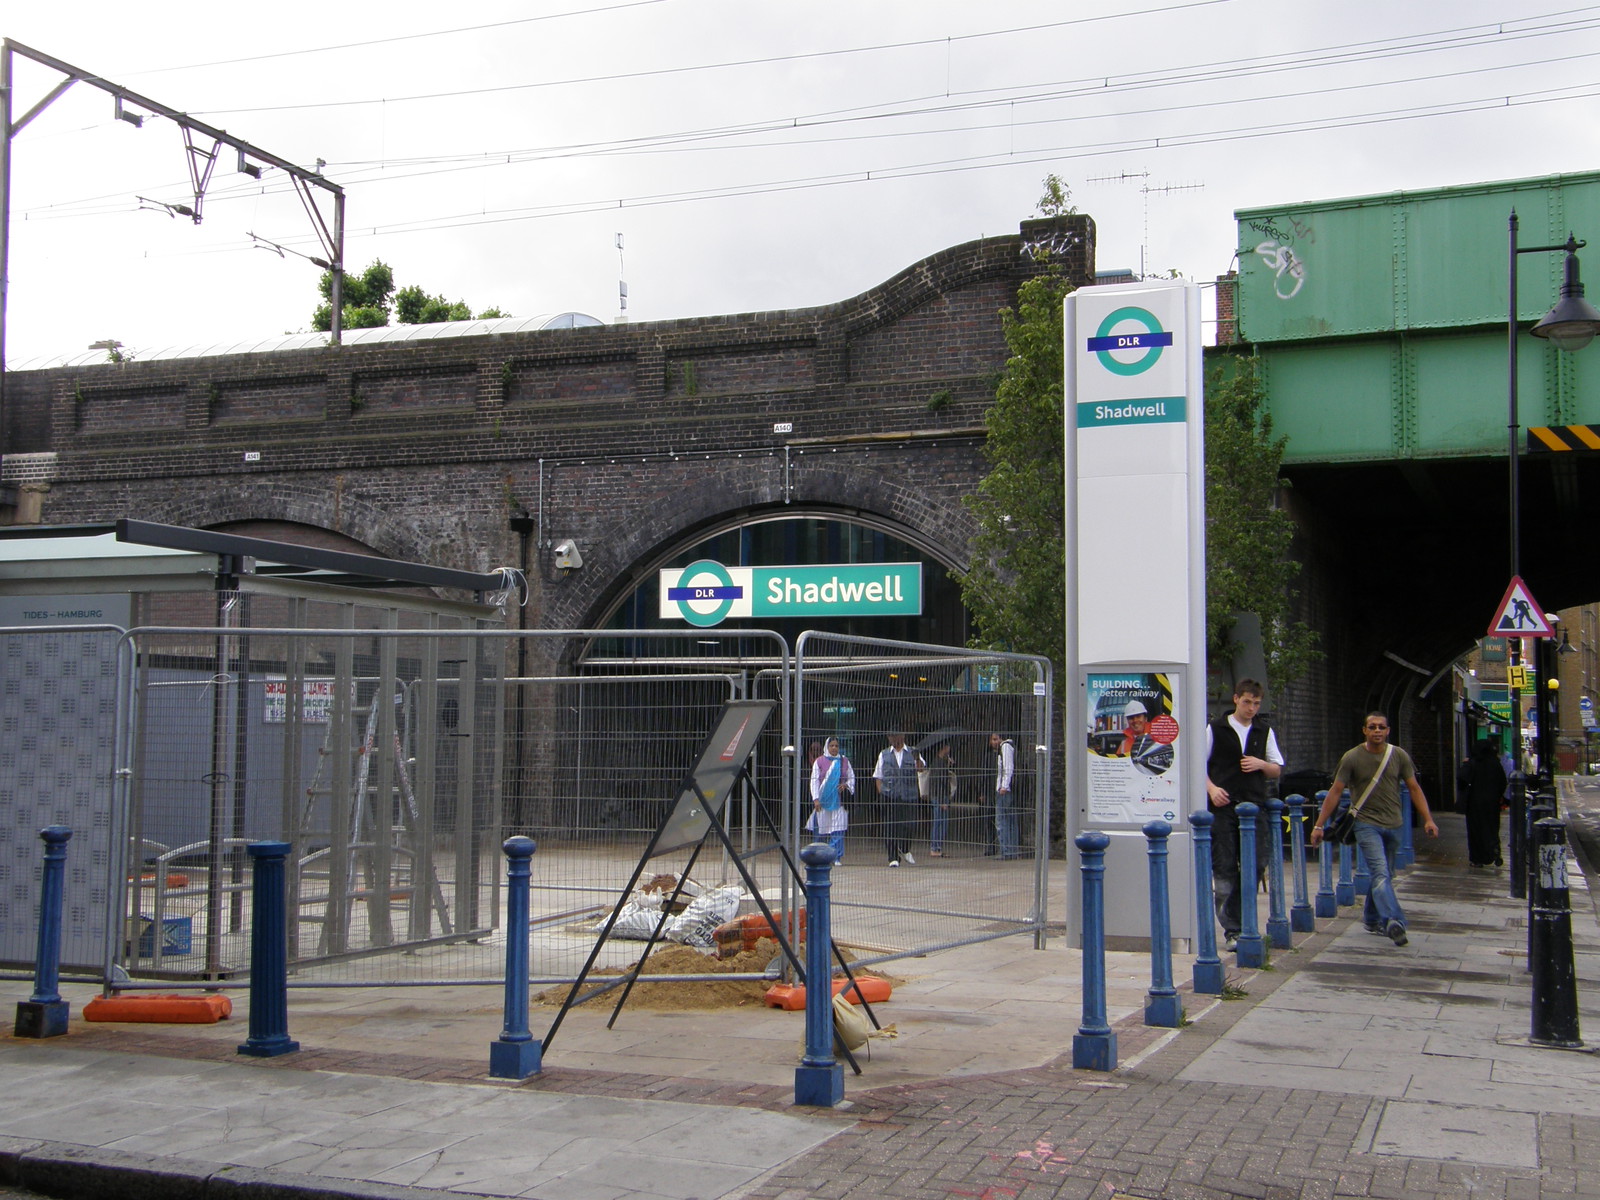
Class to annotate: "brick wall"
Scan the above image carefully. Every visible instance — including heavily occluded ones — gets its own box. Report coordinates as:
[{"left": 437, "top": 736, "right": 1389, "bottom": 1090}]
[{"left": 1, "top": 214, "right": 1097, "bottom": 632}]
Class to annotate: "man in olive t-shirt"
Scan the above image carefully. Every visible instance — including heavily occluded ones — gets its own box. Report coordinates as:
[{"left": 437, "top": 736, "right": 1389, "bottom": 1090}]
[{"left": 1311, "top": 711, "right": 1438, "bottom": 946}]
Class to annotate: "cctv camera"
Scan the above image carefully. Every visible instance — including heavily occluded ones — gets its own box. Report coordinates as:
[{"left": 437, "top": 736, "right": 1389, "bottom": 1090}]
[{"left": 553, "top": 539, "right": 583, "bottom": 571}]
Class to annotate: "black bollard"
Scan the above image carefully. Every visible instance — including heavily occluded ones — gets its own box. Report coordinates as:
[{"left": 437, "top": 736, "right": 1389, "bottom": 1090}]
[
  {"left": 1528, "top": 817, "right": 1584, "bottom": 1049},
  {"left": 15, "top": 827, "right": 72, "bottom": 1038},
  {"left": 1509, "top": 771, "right": 1527, "bottom": 900}
]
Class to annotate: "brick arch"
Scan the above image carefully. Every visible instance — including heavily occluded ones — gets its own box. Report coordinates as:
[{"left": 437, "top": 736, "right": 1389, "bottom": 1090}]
[
  {"left": 133, "top": 482, "right": 430, "bottom": 566},
  {"left": 541, "top": 450, "right": 981, "bottom": 631}
]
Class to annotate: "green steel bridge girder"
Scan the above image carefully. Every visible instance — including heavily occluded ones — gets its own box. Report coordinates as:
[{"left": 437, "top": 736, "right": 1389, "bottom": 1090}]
[
  {"left": 1239, "top": 328, "right": 1597, "bottom": 465},
  {"left": 1231, "top": 170, "right": 1600, "bottom": 466}
]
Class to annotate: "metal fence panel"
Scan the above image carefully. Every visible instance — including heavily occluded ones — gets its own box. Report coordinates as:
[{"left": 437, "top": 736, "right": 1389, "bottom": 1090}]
[
  {"left": 1, "top": 624, "right": 1054, "bottom": 995},
  {"left": 794, "top": 632, "right": 1052, "bottom": 967},
  {"left": 0, "top": 627, "right": 126, "bottom": 974}
]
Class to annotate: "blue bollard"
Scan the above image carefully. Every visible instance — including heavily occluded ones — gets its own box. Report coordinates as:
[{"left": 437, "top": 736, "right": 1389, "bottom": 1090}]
[
  {"left": 1187, "top": 811, "right": 1225, "bottom": 995},
  {"left": 1234, "top": 803, "right": 1266, "bottom": 968},
  {"left": 238, "top": 841, "right": 300, "bottom": 1058},
  {"left": 1336, "top": 840, "right": 1356, "bottom": 907},
  {"left": 1073, "top": 831, "right": 1117, "bottom": 1070},
  {"left": 1396, "top": 782, "right": 1415, "bottom": 868},
  {"left": 14, "top": 826, "right": 73, "bottom": 1039},
  {"left": 1287, "top": 795, "right": 1316, "bottom": 933},
  {"left": 1314, "top": 793, "right": 1338, "bottom": 918},
  {"left": 795, "top": 841, "right": 845, "bottom": 1106},
  {"left": 1142, "top": 821, "right": 1182, "bottom": 1027},
  {"left": 490, "top": 837, "right": 542, "bottom": 1079},
  {"left": 1264, "top": 797, "right": 1291, "bottom": 949}
]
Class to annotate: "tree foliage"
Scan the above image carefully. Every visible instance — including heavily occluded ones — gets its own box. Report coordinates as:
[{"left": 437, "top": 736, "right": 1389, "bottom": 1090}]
[
  {"left": 312, "top": 259, "right": 506, "bottom": 332},
  {"left": 960, "top": 266, "right": 1071, "bottom": 675},
  {"left": 1203, "top": 358, "right": 1319, "bottom": 686},
  {"left": 962, "top": 177, "right": 1319, "bottom": 692},
  {"left": 960, "top": 178, "right": 1076, "bottom": 675}
]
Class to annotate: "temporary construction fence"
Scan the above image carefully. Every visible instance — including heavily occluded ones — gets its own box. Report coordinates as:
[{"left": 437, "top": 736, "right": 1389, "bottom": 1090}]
[
  {"left": 0, "top": 623, "right": 1051, "bottom": 993},
  {"left": 792, "top": 632, "right": 1053, "bottom": 970}
]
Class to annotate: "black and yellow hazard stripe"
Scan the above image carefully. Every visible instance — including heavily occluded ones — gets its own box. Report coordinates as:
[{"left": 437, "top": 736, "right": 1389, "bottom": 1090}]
[{"left": 1528, "top": 424, "right": 1600, "bottom": 452}]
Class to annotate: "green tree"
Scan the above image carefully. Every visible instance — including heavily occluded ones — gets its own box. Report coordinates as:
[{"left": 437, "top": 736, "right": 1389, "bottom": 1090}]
[
  {"left": 312, "top": 260, "right": 507, "bottom": 331},
  {"left": 960, "top": 264, "right": 1071, "bottom": 675},
  {"left": 1203, "top": 358, "right": 1319, "bottom": 685},
  {"left": 963, "top": 177, "right": 1318, "bottom": 690},
  {"left": 313, "top": 259, "right": 394, "bottom": 332},
  {"left": 395, "top": 285, "right": 472, "bottom": 325}
]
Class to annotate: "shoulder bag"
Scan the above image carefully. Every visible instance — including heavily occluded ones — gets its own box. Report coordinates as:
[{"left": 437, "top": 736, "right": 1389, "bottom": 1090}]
[{"left": 1325, "top": 743, "right": 1393, "bottom": 844}]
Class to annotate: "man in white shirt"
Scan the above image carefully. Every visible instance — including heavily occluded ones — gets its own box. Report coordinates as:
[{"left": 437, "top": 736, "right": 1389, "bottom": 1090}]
[{"left": 873, "top": 732, "right": 923, "bottom": 867}]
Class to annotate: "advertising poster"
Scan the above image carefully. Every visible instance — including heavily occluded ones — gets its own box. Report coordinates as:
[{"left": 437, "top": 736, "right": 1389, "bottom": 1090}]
[{"left": 1085, "top": 671, "right": 1182, "bottom": 826}]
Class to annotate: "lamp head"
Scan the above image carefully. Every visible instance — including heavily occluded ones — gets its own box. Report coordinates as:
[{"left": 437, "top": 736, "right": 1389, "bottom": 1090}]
[{"left": 1531, "top": 238, "right": 1600, "bottom": 352}]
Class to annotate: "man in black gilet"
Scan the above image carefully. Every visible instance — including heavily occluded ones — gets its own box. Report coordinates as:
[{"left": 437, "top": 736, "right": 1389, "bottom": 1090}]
[{"left": 1204, "top": 679, "right": 1284, "bottom": 952}]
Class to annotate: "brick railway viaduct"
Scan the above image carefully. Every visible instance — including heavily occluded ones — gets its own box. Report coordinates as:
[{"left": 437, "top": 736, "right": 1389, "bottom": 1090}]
[{"left": 11, "top": 201, "right": 1579, "bottom": 795}]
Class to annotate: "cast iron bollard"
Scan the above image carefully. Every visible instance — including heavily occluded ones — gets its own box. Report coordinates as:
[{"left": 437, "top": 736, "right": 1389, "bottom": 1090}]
[
  {"left": 1336, "top": 840, "right": 1355, "bottom": 907},
  {"left": 1264, "top": 797, "right": 1291, "bottom": 950},
  {"left": 238, "top": 841, "right": 299, "bottom": 1058},
  {"left": 1509, "top": 770, "right": 1528, "bottom": 900},
  {"left": 1529, "top": 817, "right": 1584, "bottom": 1049},
  {"left": 1073, "top": 831, "right": 1116, "bottom": 1070},
  {"left": 1287, "top": 795, "right": 1315, "bottom": 931},
  {"left": 1187, "top": 810, "right": 1225, "bottom": 995},
  {"left": 1314, "top": 794, "right": 1338, "bottom": 918},
  {"left": 1233, "top": 803, "right": 1266, "bottom": 968},
  {"left": 14, "top": 826, "right": 72, "bottom": 1039},
  {"left": 490, "top": 836, "right": 542, "bottom": 1079},
  {"left": 1396, "top": 782, "right": 1415, "bottom": 869},
  {"left": 796, "top": 841, "right": 845, "bottom": 1105},
  {"left": 1142, "top": 820, "right": 1182, "bottom": 1027},
  {"left": 1525, "top": 803, "right": 1557, "bottom": 980}
]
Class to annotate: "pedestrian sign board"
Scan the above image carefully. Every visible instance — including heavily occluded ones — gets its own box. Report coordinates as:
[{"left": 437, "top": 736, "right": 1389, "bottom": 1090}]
[{"left": 1488, "top": 576, "right": 1553, "bottom": 638}]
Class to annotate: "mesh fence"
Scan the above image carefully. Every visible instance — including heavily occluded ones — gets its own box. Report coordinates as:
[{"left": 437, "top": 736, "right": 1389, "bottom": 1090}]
[
  {"left": 1, "top": 624, "right": 1049, "bottom": 992},
  {"left": 793, "top": 632, "right": 1053, "bottom": 968}
]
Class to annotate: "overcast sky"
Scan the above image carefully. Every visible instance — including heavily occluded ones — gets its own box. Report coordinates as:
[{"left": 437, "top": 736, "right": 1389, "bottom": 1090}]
[{"left": 3, "top": 1, "right": 1596, "bottom": 367}]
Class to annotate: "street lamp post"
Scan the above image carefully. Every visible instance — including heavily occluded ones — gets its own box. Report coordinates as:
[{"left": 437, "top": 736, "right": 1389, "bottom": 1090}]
[{"left": 1505, "top": 211, "right": 1600, "bottom": 893}]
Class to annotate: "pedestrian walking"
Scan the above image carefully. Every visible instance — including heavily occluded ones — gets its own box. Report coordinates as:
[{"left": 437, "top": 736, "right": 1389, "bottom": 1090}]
[
  {"left": 1204, "top": 679, "right": 1284, "bottom": 952},
  {"left": 873, "top": 733, "right": 923, "bottom": 867},
  {"left": 1311, "top": 711, "right": 1439, "bottom": 945}
]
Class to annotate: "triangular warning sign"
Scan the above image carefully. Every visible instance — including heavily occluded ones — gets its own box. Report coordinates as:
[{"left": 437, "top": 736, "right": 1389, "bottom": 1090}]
[{"left": 1488, "top": 576, "right": 1554, "bottom": 638}]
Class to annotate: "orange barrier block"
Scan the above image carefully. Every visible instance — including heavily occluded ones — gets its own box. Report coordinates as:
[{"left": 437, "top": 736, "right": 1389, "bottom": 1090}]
[
  {"left": 715, "top": 910, "right": 808, "bottom": 958},
  {"left": 131, "top": 874, "right": 191, "bottom": 889},
  {"left": 84, "top": 993, "right": 232, "bottom": 1024},
  {"left": 763, "top": 975, "right": 890, "bottom": 1011}
]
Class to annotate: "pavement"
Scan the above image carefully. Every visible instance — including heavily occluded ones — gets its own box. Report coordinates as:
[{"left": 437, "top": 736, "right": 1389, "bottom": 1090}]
[{"left": 4, "top": 788, "right": 1600, "bottom": 1200}]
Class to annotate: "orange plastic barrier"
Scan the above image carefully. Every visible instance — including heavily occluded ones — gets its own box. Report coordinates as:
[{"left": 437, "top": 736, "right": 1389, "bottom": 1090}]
[
  {"left": 83, "top": 993, "right": 232, "bottom": 1024},
  {"left": 763, "top": 975, "right": 890, "bottom": 1011},
  {"left": 131, "top": 874, "right": 191, "bottom": 889}
]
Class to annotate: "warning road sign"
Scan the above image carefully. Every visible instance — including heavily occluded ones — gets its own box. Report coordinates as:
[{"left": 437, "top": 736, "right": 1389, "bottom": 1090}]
[{"left": 1488, "top": 576, "right": 1553, "bottom": 638}]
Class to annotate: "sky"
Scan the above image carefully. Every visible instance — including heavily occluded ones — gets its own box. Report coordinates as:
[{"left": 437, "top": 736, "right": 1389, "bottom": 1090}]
[{"left": 3, "top": 0, "right": 1597, "bottom": 368}]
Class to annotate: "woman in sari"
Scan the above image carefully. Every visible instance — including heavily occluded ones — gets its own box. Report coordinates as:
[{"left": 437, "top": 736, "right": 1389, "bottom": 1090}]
[{"left": 807, "top": 736, "right": 855, "bottom": 864}]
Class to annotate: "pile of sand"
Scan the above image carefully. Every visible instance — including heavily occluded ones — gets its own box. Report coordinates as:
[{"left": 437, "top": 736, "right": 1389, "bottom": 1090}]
[{"left": 535, "top": 938, "right": 789, "bottom": 1010}]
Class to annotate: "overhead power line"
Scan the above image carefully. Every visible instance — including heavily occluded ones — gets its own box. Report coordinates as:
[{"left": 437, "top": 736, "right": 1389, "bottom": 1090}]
[{"left": 19, "top": 8, "right": 1600, "bottom": 225}]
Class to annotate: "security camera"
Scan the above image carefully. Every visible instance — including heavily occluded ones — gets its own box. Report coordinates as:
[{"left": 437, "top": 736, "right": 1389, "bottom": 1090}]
[{"left": 553, "top": 539, "right": 583, "bottom": 571}]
